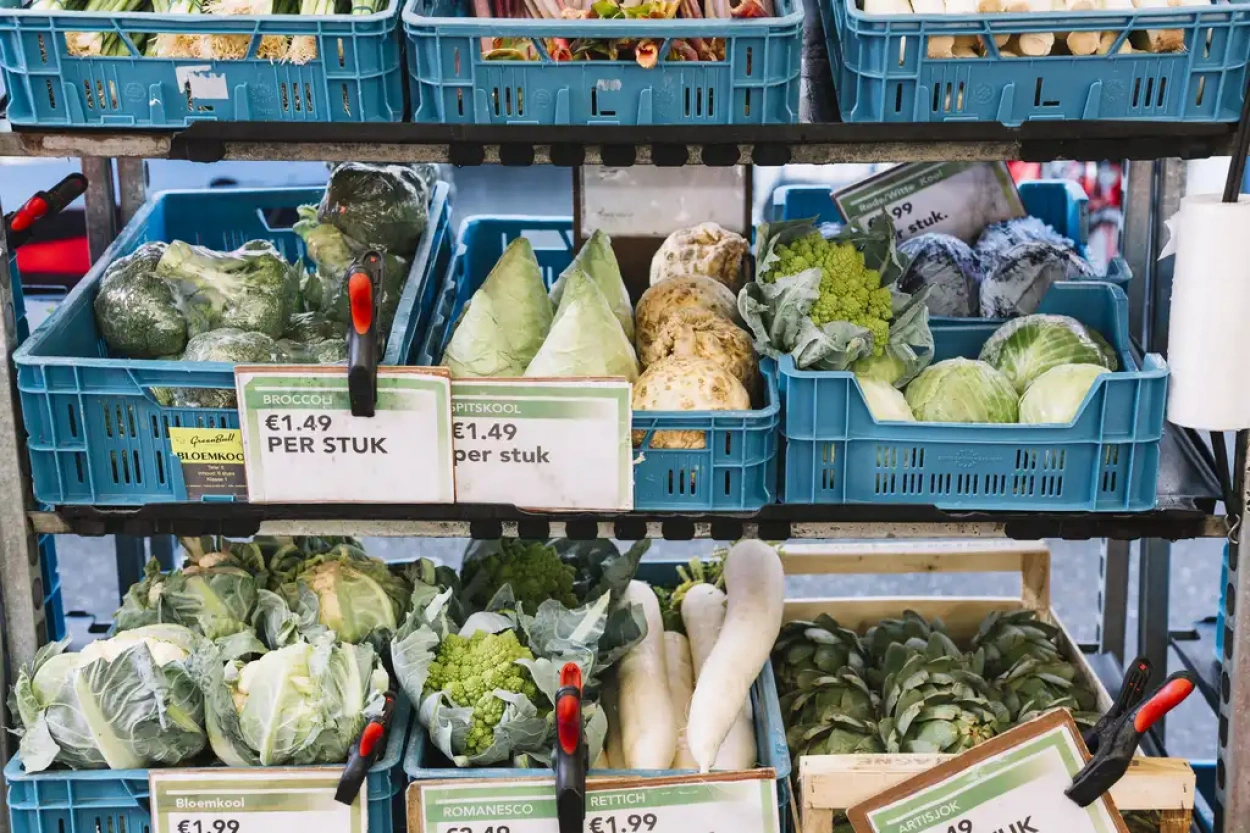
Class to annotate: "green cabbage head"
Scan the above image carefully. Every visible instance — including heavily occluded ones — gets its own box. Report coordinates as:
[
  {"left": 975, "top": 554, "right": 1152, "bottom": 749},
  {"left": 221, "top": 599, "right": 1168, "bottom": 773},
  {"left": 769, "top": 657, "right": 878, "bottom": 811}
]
[
  {"left": 195, "top": 636, "right": 388, "bottom": 767},
  {"left": 9, "top": 625, "right": 207, "bottom": 772},
  {"left": 858, "top": 378, "right": 915, "bottom": 422},
  {"left": 905, "top": 358, "right": 1019, "bottom": 423},
  {"left": 979, "top": 314, "right": 1118, "bottom": 394},
  {"left": 1019, "top": 363, "right": 1109, "bottom": 424}
]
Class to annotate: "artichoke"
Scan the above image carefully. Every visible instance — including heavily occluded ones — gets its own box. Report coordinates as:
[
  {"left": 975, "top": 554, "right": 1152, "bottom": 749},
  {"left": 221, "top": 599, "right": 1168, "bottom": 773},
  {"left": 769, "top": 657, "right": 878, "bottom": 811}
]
[
  {"left": 772, "top": 614, "right": 866, "bottom": 695},
  {"left": 1122, "top": 811, "right": 1162, "bottom": 833},
  {"left": 973, "top": 610, "right": 1098, "bottom": 727},
  {"left": 877, "top": 634, "right": 1009, "bottom": 754}
]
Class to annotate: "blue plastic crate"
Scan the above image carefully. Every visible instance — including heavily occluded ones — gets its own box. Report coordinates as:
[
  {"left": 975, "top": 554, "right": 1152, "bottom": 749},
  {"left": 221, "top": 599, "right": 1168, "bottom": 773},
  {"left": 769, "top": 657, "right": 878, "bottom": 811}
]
[
  {"left": 402, "top": 0, "right": 802, "bottom": 125},
  {"left": 13, "top": 181, "right": 452, "bottom": 506},
  {"left": 417, "top": 216, "right": 780, "bottom": 511},
  {"left": 822, "top": 0, "right": 1250, "bottom": 124},
  {"left": 403, "top": 561, "right": 792, "bottom": 823},
  {"left": 780, "top": 281, "right": 1168, "bottom": 511},
  {"left": 0, "top": 0, "right": 404, "bottom": 128},
  {"left": 770, "top": 179, "right": 1132, "bottom": 290},
  {"left": 5, "top": 697, "right": 412, "bottom": 833}
]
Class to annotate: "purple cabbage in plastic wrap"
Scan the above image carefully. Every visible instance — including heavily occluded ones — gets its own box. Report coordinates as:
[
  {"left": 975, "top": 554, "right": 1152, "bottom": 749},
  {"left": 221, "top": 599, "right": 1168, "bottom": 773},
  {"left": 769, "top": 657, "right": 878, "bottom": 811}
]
[
  {"left": 975, "top": 217, "right": 1096, "bottom": 319},
  {"left": 897, "top": 233, "right": 985, "bottom": 318}
]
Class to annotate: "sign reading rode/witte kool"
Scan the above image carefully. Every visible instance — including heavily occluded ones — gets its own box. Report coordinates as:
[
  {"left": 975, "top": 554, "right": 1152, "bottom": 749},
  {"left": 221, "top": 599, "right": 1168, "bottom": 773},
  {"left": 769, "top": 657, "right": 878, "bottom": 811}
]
[
  {"left": 236, "top": 366, "right": 455, "bottom": 503},
  {"left": 409, "top": 771, "right": 778, "bottom": 833},
  {"left": 150, "top": 769, "right": 365, "bottom": 833},
  {"left": 450, "top": 378, "right": 634, "bottom": 511},
  {"left": 847, "top": 711, "right": 1128, "bottom": 833}
]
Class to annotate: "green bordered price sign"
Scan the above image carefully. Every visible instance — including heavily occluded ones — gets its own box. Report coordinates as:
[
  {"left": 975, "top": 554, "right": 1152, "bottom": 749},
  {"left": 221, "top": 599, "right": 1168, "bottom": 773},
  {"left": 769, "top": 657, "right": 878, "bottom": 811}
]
[
  {"left": 832, "top": 162, "right": 1025, "bottom": 243},
  {"left": 236, "top": 365, "right": 455, "bottom": 503},
  {"left": 409, "top": 771, "right": 779, "bottom": 833},
  {"left": 450, "top": 378, "right": 633, "bottom": 510},
  {"left": 150, "top": 769, "right": 366, "bottom": 833},
  {"left": 847, "top": 711, "right": 1129, "bottom": 833}
]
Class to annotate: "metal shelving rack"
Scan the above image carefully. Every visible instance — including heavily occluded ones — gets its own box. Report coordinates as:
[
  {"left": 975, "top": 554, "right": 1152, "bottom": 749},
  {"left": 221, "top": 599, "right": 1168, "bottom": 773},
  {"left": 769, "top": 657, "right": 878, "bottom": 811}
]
[{"left": 0, "top": 39, "right": 1246, "bottom": 833}]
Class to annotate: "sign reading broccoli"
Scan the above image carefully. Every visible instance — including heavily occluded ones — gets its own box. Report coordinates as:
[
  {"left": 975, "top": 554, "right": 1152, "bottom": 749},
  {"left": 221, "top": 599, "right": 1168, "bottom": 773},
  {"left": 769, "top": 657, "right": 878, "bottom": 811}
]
[{"left": 235, "top": 365, "right": 455, "bottom": 503}]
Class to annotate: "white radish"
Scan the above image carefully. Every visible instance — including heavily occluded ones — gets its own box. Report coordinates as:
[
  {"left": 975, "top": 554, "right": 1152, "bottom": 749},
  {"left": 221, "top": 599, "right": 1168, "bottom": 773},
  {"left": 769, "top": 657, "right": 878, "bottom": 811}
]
[
  {"left": 685, "top": 540, "right": 784, "bottom": 773},
  {"left": 664, "top": 632, "right": 698, "bottom": 769},
  {"left": 617, "top": 581, "right": 677, "bottom": 770},
  {"left": 602, "top": 680, "right": 624, "bottom": 769},
  {"left": 682, "top": 584, "right": 757, "bottom": 771},
  {"left": 592, "top": 749, "right": 610, "bottom": 769}
]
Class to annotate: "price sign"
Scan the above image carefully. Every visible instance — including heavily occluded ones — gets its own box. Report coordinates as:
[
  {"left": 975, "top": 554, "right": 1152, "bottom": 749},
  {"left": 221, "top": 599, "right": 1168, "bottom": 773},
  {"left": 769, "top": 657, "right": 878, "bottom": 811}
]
[
  {"left": 236, "top": 365, "right": 455, "bottom": 503},
  {"left": 409, "top": 772, "right": 779, "bottom": 833},
  {"left": 832, "top": 162, "right": 1025, "bottom": 244},
  {"left": 150, "top": 769, "right": 365, "bottom": 833},
  {"left": 847, "top": 711, "right": 1128, "bottom": 833},
  {"left": 450, "top": 378, "right": 633, "bottom": 511}
]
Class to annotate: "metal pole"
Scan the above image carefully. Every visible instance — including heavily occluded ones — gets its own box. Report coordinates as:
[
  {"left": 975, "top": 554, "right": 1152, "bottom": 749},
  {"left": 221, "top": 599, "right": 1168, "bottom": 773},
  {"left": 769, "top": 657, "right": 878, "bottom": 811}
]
[
  {"left": 1098, "top": 539, "right": 1131, "bottom": 663},
  {"left": 0, "top": 189, "right": 45, "bottom": 833},
  {"left": 116, "top": 157, "right": 147, "bottom": 226},
  {"left": 1137, "top": 538, "right": 1173, "bottom": 733},
  {"left": 1217, "top": 430, "right": 1250, "bottom": 832},
  {"left": 80, "top": 157, "right": 117, "bottom": 261}
]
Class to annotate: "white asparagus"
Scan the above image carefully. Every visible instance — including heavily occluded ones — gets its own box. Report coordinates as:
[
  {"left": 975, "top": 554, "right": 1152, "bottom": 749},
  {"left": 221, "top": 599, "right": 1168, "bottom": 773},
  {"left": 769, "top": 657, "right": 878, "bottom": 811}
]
[
  {"left": 617, "top": 582, "right": 677, "bottom": 770},
  {"left": 685, "top": 541, "right": 784, "bottom": 772},
  {"left": 664, "top": 632, "right": 698, "bottom": 770},
  {"left": 681, "top": 584, "right": 757, "bottom": 771}
]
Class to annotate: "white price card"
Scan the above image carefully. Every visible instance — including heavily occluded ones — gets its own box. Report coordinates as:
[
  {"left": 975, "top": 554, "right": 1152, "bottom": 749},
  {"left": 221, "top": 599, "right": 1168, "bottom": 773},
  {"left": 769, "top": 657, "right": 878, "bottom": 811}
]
[
  {"left": 150, "top": 769, "right": 366, "bottom": 833},
  {"left": 847, "top": 711, "right": 1129, "bottom": 833},
  {"left": 409, "top": 772, "right": 779, "bottom": 833},
  {"left": 832, "top": 162, "right": 1025, "bottom": 244},
  {"left": 450, "top": 378, "right": 633, "bottom": 511},
  {"left": 236, "top": 365, "right": 455, "bottom": 503}
]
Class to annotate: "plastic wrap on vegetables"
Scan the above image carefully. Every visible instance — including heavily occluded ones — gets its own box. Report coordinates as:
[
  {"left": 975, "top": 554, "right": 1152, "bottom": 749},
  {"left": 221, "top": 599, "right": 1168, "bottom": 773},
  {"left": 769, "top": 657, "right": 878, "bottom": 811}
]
[
  {"left": 897, "top": 233, "right": 984, "bottom": 318},
  {"left": 156, "top": 240, "right": 301, "bottom": 340},
  {"left": 649, "top": 222, "right": 750, "bottom": 292},
  {"left": 976, "top": 216, "right": 1078, "bottom": 259},
  {"left": 978, "top": 241, "right": 1096, "bottom": 319},
  {"left": 94, "top": 242, "right": 188, "bottom": 359},
  {"left": 317, "top": 162, "right": 430, "bottom": 258},
  {"left": 165, "top": 328, "right": 281, "bottom": 409}
]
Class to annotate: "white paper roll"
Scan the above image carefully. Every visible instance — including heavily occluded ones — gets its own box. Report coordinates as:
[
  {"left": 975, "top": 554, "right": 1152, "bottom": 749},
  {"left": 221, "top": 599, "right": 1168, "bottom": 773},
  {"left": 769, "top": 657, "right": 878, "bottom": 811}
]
[{"left": 1165, "top": 193, "right": 1250, "bottom": 430}]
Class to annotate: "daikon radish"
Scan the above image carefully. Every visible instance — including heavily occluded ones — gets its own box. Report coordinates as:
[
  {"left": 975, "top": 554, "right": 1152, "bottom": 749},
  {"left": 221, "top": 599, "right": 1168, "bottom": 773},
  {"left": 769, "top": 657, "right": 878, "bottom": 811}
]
[
  {"left": 1132, "top": 0, "right": 1192, "bottom": 52},
  {"left": 617, "top": 581, "right": 677, "bottom": 770},
  {"left": 953, "top": 34, "right": 981, "bottom": 55},
  {"left": 1099, "top": 30, "right": 1134, "bottom": 51},
  {"left": 685, "top": 541, "right": 784, "bottom": 773},
  {"left": 592, "top": 749, "right": 610, "bottom": 769},
  {"left": 1062, "top": 0, "right": 1102, "bottom": 53},
  {"left": 864, "top": 0, "right": 912, "bottom": 14},
  {"left": 681, "top": 584, "right": 757, "bottom": 771},
  {"left": 602, "top": 680, "right": 624, "bottom": 769},
  {"left": 910, "top": 0, "right": 956, "bottom": 56},
  {"left": 664, "top": 632, "right": 698, "bottom": 769}
]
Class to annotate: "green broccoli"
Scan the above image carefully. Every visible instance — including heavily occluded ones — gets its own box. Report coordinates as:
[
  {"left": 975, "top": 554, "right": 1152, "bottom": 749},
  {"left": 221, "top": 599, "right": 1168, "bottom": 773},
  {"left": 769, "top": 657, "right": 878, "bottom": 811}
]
[
  {"left": 169, "top": 328, "right": 280, "bottom": 408},
  {"left": 94, "top": 242, "right": 188, "bottom": 359},
  {"left": 157, "top": 240, "right": 300, "bottom": 340},
  {"left": 423, "top": 629, "right": 539, "bottom": 756},
  {"left": 462, "top": 540, "right": 578, "bottom": 611},
  {"left": 284, "top": 311, "right": 345, "bottom": 343},
  {"left": 318, "top": 162, "right": 430, "bottom": 258},
  {"left": 764, "top": 231, "right": 894, "bottom": 355}
]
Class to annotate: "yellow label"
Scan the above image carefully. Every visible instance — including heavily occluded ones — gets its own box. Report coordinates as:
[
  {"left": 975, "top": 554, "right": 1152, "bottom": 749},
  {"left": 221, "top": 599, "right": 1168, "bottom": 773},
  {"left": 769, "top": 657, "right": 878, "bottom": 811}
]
[{"left": 168, "top": 427, "right": 244, "bottom": 463}]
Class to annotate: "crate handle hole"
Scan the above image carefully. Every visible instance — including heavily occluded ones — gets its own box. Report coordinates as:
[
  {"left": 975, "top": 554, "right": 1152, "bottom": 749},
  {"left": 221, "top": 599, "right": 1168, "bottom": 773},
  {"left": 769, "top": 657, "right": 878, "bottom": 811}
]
[
  {"left": 893, "top": 83, "right": 904, "bottom": 112},
  {"left": 45, "top": 78, "right": 58, "bottom": 110},
  {"left": 126, "top": 405, "right": 137, "bottom": 437},
  {"left": 1194, "top": 75, "right": 1207, "bottom": 106},
  {"left": 745, "top": 46, "right": 753, "bottom": 75},
  {"left": 307, "top": 83, "right": 315, "bottom": 113},
  {"left": 956, "top": 80, "right": 965, "bottom": 111},
  {"left": 74, "top": 453, "right": 85, "bottom": 484},
  {"left": 1203, "top": 26, "right": 1213, "bottom": 57},
  {"left": 1156, "top": 75, "right": 1167, "bottom": 106},
  {"left": 84, "top": 80, "right": 95, "bottom": 110},
  {"left": 696, "top": 86, "right": 703, "bottom": 115},
  {"left": 505, "top": 85, "right": 513, "bottom": 115},
  {"left": 931, "top": 81, "right": 940, "bottom": 113},
  {"left": 743, "top": 88, "right": 751, "bottom": 117},
  {"left": 708, "top": 87, "right": 714, "bottom": 116},
  {"left": 280, "top": 82, "right": 290, "bottom": 112},
  {"left": 38, "top": 33, "right": 49, "bottom": 64},
  {"left": 454, "top": 46, "right": 461, "bottom": 75},
  {"left": 132, "top": 450, "right": 142, "bottom": 484},
  {"left": 722, "top": 469, "right": 731, "bottom": 495},
  {"left": 156, "top": 450, "right": 166, "bottom": 485},
  {"left": 1144, "top": 76, "right": 1154, "bottom": 108},
  {"left": 109, "top": 80, "right": 119, "bottom": 110},
  {"left": 1131, "top": 76, "right": 1141, "bottom": 107},
  {"left": 897, "top": 36, "right": 906, "bottom": 66},
  {"left": 337, "top": 37, "right": 346, "bottom": 68},
  {"left": 67, "top": 403, "right": 79, "bottom": 438},
  {"left": 1033, "top": 77, "right": 1059, "bottom": 107},
  {"left": 517, "top": 86, "right": 524, "bottom": 115}
]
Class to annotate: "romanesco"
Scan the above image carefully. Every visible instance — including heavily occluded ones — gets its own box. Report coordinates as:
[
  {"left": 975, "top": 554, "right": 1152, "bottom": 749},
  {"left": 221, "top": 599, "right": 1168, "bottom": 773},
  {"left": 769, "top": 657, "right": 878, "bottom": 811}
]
[
  {"left": 765, "top": 232, "right": 893, "bottom": 355},
  {"left": 463, "top": 540, "right": 578, "bottom": 611},
  {"left": 423, "top": 630, "right": 540, "bottom": 755}
]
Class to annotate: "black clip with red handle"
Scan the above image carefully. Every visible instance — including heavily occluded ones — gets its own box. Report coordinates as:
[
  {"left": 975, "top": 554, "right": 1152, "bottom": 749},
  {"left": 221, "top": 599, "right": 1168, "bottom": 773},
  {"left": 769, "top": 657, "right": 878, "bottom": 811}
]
[
  {"left": 336, "top": 690, "right": 398, "bottom": 806},
  {"left": 1066, "top": 670, "right": 1196, "bottom": 807},
  {"left": 3, "top": 173, "right": 88, "bottom": 250},
  {"left": 1082, "top": 655, "right": 1152, "bottom": 756},
  {"left": 346, "top": 251, "right": 383, "bottom": 418},
  {"left": 555, "top": 662, "right": 588, "bottom": 833}
]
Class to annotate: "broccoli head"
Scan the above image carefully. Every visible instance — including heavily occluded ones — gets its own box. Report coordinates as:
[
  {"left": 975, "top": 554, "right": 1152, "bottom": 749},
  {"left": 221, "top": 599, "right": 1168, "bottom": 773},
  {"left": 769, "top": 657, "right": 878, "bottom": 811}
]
[
  {"left": 157, "top": 240, "right": 300, "bottom": 340},
  {"left": 318, "top": 162, "right": 429, "bottom": 258},
  {"left": 275, "top": 337, "right": 347, "bottom": 364},
  {"left": 284, "top": 311, "right": 345, "bottom": 343},
  {"left": 462, "top": 540, "right": 578, "bottom": 611},
  {"left": 169, "top": 328, "right": 281, "bottom": 408},
  {"left": 94, "top": 242, "right": 188, "bottom": 359},
  {"left": 423, "top": 629, "right": 539, "bottom": 756}
]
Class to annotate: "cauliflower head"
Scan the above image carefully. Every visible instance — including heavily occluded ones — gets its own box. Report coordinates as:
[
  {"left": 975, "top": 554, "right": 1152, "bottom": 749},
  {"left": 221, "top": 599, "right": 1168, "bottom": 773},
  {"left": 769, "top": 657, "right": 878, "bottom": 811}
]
[
  {"left": 766, "top": 232, "right": 893, "bottom": 355},
  {"left": 424, "top": 630, "right": 539, "bottom": 755}
]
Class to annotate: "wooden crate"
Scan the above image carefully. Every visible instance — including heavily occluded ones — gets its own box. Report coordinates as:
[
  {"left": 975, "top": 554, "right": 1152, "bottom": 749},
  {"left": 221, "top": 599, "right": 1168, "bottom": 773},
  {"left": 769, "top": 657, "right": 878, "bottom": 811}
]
[{"left": 778, "top": 540, "right": 1195, "bottom": 833}]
